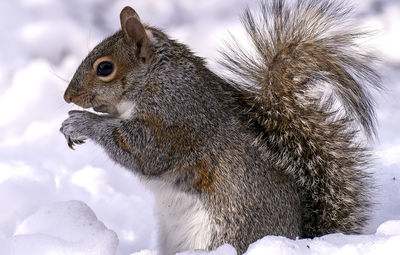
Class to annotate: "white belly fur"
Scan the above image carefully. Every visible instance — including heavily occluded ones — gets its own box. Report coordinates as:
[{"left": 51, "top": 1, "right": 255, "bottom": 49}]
[{"left": 145, "top": 180, "right": 215, "bottom": 255}]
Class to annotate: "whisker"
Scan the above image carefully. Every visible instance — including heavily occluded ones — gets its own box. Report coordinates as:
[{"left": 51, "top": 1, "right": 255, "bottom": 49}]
[
  {"left": 49, "top": 66, "right": 70, "bottom": 83},
  {"left": 87, "top": 28, "right": 93, "bottom": 53}
]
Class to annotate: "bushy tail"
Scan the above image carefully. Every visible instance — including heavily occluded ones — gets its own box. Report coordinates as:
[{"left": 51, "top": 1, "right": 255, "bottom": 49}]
[
  {"left": 221, "top": 0, "right": 380, "bottom": 237},
  {"left": 221, "top": 0, "right": 380, "bottom": 137}
]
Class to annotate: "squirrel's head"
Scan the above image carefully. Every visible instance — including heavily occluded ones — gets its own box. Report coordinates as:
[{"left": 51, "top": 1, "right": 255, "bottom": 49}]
[{"left": 64, "top": 6, "right": 152, "bottom": 116}]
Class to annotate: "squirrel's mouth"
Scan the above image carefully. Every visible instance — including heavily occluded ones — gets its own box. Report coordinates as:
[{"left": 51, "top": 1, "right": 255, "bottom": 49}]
[{"left": 93, "top": 104, "right": 118, "bottom": 116}]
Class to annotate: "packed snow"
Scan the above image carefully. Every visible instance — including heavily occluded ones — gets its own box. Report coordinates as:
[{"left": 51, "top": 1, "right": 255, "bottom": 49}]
[
  {"left": 0, "top": 200, "right": 118, "bottom": 255},
  {"left": 0, "top": 0, "right": 399, "bottom": 254}
]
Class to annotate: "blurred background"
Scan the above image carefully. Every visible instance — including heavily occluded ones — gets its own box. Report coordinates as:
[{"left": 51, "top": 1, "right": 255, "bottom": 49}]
[{"left": 0, "top": 0, "right": 399, "bottom": 254}]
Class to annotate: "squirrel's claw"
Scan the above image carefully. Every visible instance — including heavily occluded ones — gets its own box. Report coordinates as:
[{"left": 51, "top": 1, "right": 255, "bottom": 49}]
[
  {"left": 75, "top": 139, "right": 86, "bottom": 144},
  {"left": 67, "top": 137, "right": 75, "bottom": 150},
  {"left": 67, "top": 137, "right": 86, "bottom": 150}
]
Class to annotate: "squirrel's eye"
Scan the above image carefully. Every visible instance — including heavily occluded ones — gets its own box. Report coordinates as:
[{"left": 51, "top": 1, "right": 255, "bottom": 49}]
[
  {"left": 97, "top": 61, "right": 114, "bottom": 77},
  {"left": 93, "top": 57, "right": 117, "bottom": 82}
]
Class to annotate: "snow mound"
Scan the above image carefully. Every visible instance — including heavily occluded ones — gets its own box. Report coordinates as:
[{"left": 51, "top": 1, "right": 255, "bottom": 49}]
[{"left": 0, "top": 200, "right": 118, "bottom": 255}]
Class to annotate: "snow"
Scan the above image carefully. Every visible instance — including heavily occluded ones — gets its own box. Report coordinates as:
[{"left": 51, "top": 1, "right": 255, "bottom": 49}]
[
  {"left": 176, "top": 244, "right": 237, "bottom": 255},
  {"left": 245, "top": 230, "right": 400, "bottom": 255},
  {"left": 0, "top": 0, "right": 399, "bottom": 254},
  {"left": 0, "top": 200, "right": 118, "bottom": 255},
  {"left": 135, "top": 225, "right": 400, "bottom": 255}
]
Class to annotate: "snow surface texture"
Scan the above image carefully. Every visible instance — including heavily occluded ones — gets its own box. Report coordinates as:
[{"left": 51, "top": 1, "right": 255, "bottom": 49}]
[
  {"left": 0, "top": 200, "right": 118, "bottom": 255},
  {"left": 0, "top": 0, "right": 399, "bottom": 254}
]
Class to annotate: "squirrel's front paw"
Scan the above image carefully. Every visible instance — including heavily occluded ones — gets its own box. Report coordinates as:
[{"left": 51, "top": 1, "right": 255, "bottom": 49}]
[{"left": 60, "top": 110, "right": 97, "bottom": 149}]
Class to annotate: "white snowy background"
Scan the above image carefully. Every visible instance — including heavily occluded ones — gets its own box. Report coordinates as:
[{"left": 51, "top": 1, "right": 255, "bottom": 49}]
[{"left": 0, "top": 0, "right": 399, "bottom": 254}]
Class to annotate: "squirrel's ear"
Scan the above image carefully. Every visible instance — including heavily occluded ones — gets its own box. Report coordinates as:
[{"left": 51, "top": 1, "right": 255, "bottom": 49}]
[{"left": 120, "top": 6, "right": 150, "bottom": 63}]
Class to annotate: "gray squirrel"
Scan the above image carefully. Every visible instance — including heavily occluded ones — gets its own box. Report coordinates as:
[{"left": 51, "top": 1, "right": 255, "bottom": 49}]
[{"left": 60, "top": 0, "right": 380, "bottom": 254}]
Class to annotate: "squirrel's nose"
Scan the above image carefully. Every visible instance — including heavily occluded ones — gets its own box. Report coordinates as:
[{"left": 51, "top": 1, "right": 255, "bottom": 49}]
[{"left": 64, "top": 89, "right": 73, "bottom": 103}]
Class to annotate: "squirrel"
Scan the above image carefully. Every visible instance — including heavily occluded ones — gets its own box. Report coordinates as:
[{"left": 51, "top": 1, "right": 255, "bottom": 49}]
[{"left": 60, "top": 0, "right": 380, "bottom": 254}]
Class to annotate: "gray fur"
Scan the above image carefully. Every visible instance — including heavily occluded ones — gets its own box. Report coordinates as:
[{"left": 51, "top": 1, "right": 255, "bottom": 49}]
[{"left": 60, "top": 0, "right": 380, "bottom": 254}]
